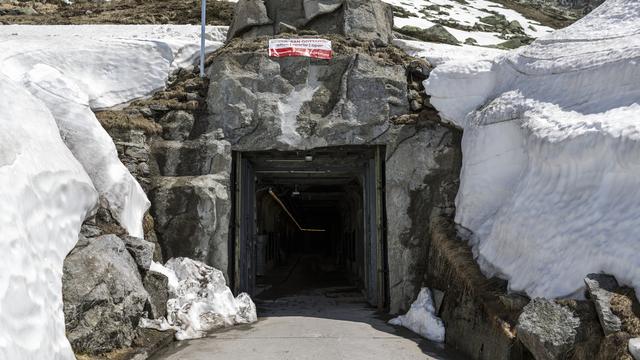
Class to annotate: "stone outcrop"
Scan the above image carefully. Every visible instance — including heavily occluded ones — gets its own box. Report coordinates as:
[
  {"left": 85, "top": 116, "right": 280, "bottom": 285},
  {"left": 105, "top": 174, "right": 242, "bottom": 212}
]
[
  {"left": 152, "top": 134, "right": 231, "bottom": 177},
  {"left": 227, "top": 0, "right": 394, "bottom": 44},
  {"left": 143, "top": 271, "right": 170, "bottom": 320},
  {"left": 150, "top": 174, "right": 231, "bottom": 278},
  {"left": 206, "top": 50, "right": 408, "bottom": 150},
  {"left": 63, "top": 235, "right": 149, "bottom": 355},
  {"left": 203, "top": 42, "right": 461, "bottom": 312},
  {"left": 516, "top": 299, "right": 581, "bottom": 360},
  {"left": 585, "top": 273, "right": 623, "bottom": 336},
  {"left": 122, "top": 235, "right": 156, "bottom": 272}
]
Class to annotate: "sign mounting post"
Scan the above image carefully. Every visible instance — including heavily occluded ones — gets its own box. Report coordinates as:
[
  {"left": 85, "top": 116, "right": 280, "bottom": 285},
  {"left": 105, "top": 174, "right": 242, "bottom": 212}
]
[{"left": 200, "top": 0, "right": 206, "bottom": 77}]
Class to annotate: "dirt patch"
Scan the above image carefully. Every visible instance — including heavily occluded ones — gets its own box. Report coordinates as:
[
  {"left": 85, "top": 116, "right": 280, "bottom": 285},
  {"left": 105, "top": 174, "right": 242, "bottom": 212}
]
[{"left": 0, "top": 0, "right": 233, "bottom": 25}]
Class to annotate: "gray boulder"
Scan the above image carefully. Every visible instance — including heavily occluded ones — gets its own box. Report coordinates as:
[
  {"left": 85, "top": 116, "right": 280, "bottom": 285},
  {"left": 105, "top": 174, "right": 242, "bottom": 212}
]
[
  {"left": 516, "top": 299, "right": 580, "bottom": 360},
  {"left": 227, "top": 0, "right": 394, "bottom": 44},
  {"left": 63, "top": 235, "right": 149, "bottom": 354},
  {"left": 152, "top": 135, "right": 231, "bottom": 177},
  {"left": 143, "top": 271, "right": 169, "bottom": 319},
  {"left": 398, "top": 25, "right": 460, "bottom": 45},
  {"left": 122, "top": 235, "right": 156, "bottom": 272},
  {"left": 584, "top": 273, "right": 623, "bottom": 335},
  {"left": 150, "top": 174, "right": 231, "bottom": 280},
  {"left": 158, "top": 110, "right": 195, "bottom": 141}
]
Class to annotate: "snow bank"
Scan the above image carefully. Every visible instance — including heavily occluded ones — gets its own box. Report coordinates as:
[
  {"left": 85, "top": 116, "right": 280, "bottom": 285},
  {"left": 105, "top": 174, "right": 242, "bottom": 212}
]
[
  {"left": 0, "top": 25, "right": 228, "bottom": 108},
  {"left": 0, "top": 25, "right": 228, "bottom": 357},
  {"left": 393, "top": 39, "right": 505, "bottom": 66},
  {"left": 0, "top": 25, "right": 228, "bottom": 237},
  {"left": 425, "top": 0, "right": 640, "bottom": 299},
  {"left": 0, "top": 74, "right": 98, "bottom": 359},
  {"left": 23, "top": 64, "right": 150, "bottom": 237},
  {"left": 142, "top": 259, "right": 257, "bottom": 340},
  {"left": 389, "top": 288, "right": 445, "bottom": 342}
]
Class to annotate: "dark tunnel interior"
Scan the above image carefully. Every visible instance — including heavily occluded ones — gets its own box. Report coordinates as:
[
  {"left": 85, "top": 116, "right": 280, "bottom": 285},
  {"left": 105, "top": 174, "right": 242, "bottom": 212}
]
[{"left": 233, "top": 146, "right": 386, "bottom": 306}]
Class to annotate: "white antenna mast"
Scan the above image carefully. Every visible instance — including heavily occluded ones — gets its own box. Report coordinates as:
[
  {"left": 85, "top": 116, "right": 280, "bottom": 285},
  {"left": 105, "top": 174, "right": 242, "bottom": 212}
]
[{"left": 200, "top": 0, "right": 206, "bottom": 77}]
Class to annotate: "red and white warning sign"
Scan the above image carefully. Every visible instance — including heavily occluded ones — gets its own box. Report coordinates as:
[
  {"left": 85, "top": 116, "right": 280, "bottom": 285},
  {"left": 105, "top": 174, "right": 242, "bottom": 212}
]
[{"left": 268, "top": 39, "right": 333, "bottom": 60}]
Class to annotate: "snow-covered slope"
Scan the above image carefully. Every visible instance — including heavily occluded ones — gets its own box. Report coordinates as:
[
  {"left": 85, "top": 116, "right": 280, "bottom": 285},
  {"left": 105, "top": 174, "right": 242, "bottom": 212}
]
[
  {"left": 0, "top": 25, "right": 227, "bottom": 237},
  {"left": 0, "top": 25, "right": 227, "bottom": 108},
  {"left": 384, "top": 0, "right": 554, "bottom": 46},
  {"left": 394, "top": 39, "right": 506, "bottom": 66},
  {"left": 425, "top": 0, "right": 640, "bottom": 299},
  {"left": 0, "top": 74, "right": 98, "bottom": 359},
  {"left": 0, "top": 25, "right": 227, "bottom": 358}
]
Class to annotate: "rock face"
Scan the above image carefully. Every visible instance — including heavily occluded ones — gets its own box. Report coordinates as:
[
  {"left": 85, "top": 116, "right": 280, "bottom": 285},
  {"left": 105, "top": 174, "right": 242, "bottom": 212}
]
[
  {"left": 63, "top": 235, "right": 149, "bottom": 354},
  {"left": 207, "top": 52, "right": 408, "bottom": 150},
  {"left": 204, "top": 46, "right": 460, "bottom": 312},
  {"left": 122, "top": 235, "right": 156, "bottom": 272},
  {"left": 584, "top": 274, "right": 623, "bottom": 335},
  {"left": 227, "top": 0, "right": 394, "bottom": 44},
  {"left": 143, "top": 271, "right": 169, "bottom": 320},
  {"left": 150, "top": 174, "right": 231, "bottom": 279},
  {"left": 516, "top": 299, "right": 581, "bottom": 360}
]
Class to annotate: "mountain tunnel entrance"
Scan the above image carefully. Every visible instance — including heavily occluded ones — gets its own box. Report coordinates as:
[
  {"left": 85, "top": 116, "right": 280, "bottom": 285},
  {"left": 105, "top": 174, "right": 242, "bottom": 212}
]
[{"left": 231, "top": 146, "right": 387, "bottom": 309}]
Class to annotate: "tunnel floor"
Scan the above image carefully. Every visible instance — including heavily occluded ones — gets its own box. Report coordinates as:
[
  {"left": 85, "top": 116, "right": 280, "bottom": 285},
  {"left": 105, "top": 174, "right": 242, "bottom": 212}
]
[{"left": 153, "top": 254, "right": 466, "bottom": 360}]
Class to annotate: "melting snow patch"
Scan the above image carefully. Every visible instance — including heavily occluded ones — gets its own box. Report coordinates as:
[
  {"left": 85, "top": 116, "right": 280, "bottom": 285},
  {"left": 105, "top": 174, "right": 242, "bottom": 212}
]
[
  {"left": 389, "top": 288, "right": 445, "bottom": 342},
  {"left": 383, "top": 0, "right": 554, "bottom": 46},
  {"left": 141, "top": 258, "right": 257, "bottom": 340}
]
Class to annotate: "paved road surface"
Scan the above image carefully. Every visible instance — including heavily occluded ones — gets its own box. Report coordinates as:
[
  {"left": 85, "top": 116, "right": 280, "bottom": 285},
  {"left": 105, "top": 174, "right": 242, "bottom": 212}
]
[{"left": 153, "top": 256, "right": 466, "bottom": 360}]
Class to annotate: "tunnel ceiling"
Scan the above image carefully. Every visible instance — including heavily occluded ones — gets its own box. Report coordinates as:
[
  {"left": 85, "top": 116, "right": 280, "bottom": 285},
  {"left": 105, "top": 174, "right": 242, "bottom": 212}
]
[{"left": 244, "top": 147, "right": 377, "bottom": 186}]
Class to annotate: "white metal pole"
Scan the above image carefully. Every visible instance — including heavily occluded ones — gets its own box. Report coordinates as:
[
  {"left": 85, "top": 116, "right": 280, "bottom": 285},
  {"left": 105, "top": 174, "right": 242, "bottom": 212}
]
[{"left": 200, "top": 0, "right": 206, "bottom": 77}]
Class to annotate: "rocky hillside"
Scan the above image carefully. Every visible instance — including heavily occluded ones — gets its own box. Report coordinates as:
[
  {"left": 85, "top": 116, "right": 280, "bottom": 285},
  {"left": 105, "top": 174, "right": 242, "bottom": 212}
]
[{"left": 0, "top": 0, "right": 234, "bottom": 25}]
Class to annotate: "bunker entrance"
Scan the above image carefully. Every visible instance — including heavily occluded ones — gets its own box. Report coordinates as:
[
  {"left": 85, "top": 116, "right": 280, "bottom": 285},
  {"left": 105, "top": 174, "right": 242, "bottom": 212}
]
[{"left": 231, "top": 146, "right": 387, "bottom": 309}]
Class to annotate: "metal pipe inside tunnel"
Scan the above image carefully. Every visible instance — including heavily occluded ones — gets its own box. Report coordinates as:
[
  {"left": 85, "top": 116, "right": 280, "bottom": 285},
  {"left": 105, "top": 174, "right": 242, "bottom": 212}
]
[
  {"left": 267, "top": 189, "right": 326, "bottom": 232},
  {"left": 231, "top": 146, "right": 388, "bottom": 309}
]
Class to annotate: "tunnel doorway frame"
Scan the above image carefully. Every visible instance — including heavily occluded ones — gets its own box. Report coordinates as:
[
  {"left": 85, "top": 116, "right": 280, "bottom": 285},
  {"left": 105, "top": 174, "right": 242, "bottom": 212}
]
[{"left": 230, "top": 146, "right": 388, "bottom": 310}]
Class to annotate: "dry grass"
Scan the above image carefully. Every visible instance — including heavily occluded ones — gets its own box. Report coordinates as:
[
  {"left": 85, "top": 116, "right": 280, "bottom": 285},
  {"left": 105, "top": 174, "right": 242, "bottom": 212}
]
[
  {"left": 76, "top": 347, "right": 134, "bottom": 360},
  {"left": 428, "top": 215, "right": 526, "bottom": 337},
  {"left": 610, "top": 288, "right": 640, "bottom": 336},
  {"left": 95, "top": 110, "right": 162, "bottom": 135}
]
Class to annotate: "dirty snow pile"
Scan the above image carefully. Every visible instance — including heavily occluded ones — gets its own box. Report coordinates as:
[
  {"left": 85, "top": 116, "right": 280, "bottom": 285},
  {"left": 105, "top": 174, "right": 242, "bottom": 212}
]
[
  {"left": 0, "top": 25, "right": 227, "bottom": 359},
  {"left": 141, "top": 258, "right": 257, "bottom": 340},
  {"left": 383, "top": 0, "right": 553, "bottom": 46},
  {"left": 425, "top": 0, "right": 640, "bottom": 301},
  {"left": 389, "top": 288, "right": 445, "bottom": 342}
]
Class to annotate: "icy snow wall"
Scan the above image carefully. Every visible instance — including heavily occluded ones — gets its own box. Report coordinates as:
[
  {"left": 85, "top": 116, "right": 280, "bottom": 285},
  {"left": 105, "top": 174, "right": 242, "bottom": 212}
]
[
  {"left": 0, "top": 74, "right": 98, "bottom": 359},
  {"left": 425, "top": 0, "right": 640, "bottom": 299},
  {"left": 0, "top": 25, "right": 228, "bottom": 358},
  {"left": 142, "top": 258, "right": 257, "bottom": 340}
]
